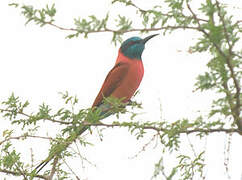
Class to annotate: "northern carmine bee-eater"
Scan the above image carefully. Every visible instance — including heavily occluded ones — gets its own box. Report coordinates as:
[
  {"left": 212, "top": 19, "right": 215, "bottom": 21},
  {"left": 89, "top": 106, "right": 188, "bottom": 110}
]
[
  {"left": 35, "top": 34, "right": 158, "bottom": 173},
  {"left": 92, "top": 34, "right": 158, "bottom": 115}
]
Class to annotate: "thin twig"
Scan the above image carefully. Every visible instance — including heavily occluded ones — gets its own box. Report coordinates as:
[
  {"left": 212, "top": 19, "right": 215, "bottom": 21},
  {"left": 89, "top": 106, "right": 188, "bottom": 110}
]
[
  {"left": 186, "top": 1, "right": 228, "bottom": 59},
  {"left": 235, "top": 20, "right": 242, "bottom": 25},
  {"left": 72, "top": 143, "right": 96, "bottom": 168},
  {"left": 0, "top": 135, "right": 53, "bottom": 145},
  {"left": 63, "top": 158, "right": 81, "bottom": 180},
  {"left": 186, "top": 135, "right": 197, "bottom": 157},
  {"left": 224, "top": 133, "right": 232, "bottom": 180},
  {"left": 4, "top": 151, "right": 28, "bottom": 180},
  {"left": 30, "top": 148, "right": 34, "bottom": 171},
  {"left": 125, "top": 0, "right": 208, "bottom": 23},
  {"left": 0, "top": 108, "right": 72, "bottom": 125},
  {"left": 215, "top": 0, "right": 232, "bottom": 51},
  {"left": 129, "top": 133, "right": 158, "bottom": 159}
]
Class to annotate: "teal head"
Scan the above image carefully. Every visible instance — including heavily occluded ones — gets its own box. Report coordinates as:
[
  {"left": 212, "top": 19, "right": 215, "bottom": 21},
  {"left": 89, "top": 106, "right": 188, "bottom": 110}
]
[{"left": 120, "top": 34, "right": 158, "bottom": 60}]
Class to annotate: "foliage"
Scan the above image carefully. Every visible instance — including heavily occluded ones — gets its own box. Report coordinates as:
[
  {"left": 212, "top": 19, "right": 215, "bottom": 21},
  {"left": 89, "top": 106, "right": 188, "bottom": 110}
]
[{"left": 2, "top": 0, "right": 242, "bottom": 179}]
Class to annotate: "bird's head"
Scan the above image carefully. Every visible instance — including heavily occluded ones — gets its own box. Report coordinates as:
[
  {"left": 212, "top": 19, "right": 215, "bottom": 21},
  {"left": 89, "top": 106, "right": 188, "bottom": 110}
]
[{"left": 120, "top": 34, "right": 158, "bottom": 60}]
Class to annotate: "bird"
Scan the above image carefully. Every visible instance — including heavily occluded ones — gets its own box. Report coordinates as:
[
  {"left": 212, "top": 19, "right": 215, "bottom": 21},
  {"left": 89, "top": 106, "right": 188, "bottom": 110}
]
[
  {"left": 92, "top": 33, "right": 158, "bottom": 115},
  {"left": 34, "top": 34, "right": 158, "bottom": 174}
]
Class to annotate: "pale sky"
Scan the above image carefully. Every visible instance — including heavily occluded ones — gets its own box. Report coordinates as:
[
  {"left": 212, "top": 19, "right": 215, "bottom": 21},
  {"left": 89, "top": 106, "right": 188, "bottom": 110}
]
[{"left": 0, "top": 0, "right": 241, "bottom": 179}]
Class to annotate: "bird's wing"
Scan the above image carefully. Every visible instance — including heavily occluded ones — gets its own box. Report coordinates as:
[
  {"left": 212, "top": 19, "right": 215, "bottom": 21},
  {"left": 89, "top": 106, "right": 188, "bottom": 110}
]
[{"left": 92, "top": 62, "right": 129, "bottom": 107}]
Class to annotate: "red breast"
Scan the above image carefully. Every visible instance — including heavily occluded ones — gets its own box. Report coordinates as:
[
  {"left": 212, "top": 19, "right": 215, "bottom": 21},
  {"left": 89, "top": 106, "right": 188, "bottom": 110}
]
[{"left": 111, "top": 51, "right": 144, "bottom": 102}]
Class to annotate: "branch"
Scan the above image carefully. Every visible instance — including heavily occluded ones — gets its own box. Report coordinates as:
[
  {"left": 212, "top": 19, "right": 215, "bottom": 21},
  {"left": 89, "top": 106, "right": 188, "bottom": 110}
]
[
  {"left": 34, "top": 118, "right": 242, "bottom": 175},
  {"left": 63, "top": 158, "right": 81, "bottom": 180},
  {"left": 48, "top": 157, "right": 58, "bottom": 180},
  {"left": 235, "top": 20, "right": 242, "bottom": 25},
  {"left": 129, "top": 133, "right": 158, "bottom": 159},
  {"left": 85, "top": 122, "right": 242, "bottom": 135},
  {"left": 186, "top": 1, "right": 228, "bottom": 59},
  {"left": 0, "top": 108, "right": 31, "bottom": 118},
  {"left": 215, "top": 0, "right": 241, "bottom": 129},
  {"left": 0, "top": 135, "right": 54, "bottom": 145},
  {"left": 186, "top": 1, "right": 241, "bottom": 129},
  {"left": 215, "top": 0, "right": 232, "bottom": 51},
  {"left": 13, "top": 162, "right": 28, "bottom": 180},
  {"left": 46, "top": 22, "right": 198, "bottom": 34},
  {"left": 0, "top": 168, "right": 47, "bottom": 180},
  {"left": 224, "top": 133, "right": 232, "bottom": 180},
  {"left": 0, "top": 108, "right": 72, "bottom": 125},
  {"left": 117, "top": 0, "right": 208, "bottom": 22}
]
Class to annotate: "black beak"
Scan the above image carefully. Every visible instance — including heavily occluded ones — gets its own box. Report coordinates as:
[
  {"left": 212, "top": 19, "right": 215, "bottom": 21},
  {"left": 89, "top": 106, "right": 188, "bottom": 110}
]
[{"left": 143, "top": 34, "right": 159, "bottom": 44}]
